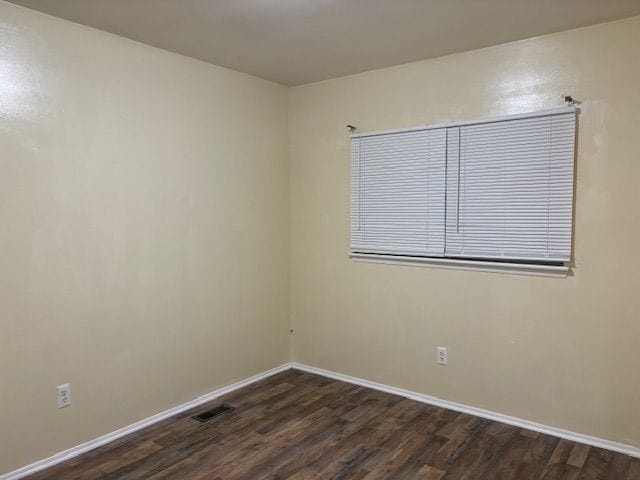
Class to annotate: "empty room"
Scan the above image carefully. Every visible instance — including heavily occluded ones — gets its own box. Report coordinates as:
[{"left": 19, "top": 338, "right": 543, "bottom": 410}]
[{"left": 1, "top": 0, "right": 639, "bottom": 479}]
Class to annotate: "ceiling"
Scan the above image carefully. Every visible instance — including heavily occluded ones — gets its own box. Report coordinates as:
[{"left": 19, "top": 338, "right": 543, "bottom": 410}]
[{"left": 8, "top": 0, "right": 640, "bottom": 86}]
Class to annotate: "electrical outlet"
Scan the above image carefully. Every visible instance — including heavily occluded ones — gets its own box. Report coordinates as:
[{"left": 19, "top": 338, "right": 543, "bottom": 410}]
[
  {"left": 437, "top": 347, "right": 448, "bottom": 365},
  {"left": 56, "top": 383, "right": 71, "bottom": 409}
]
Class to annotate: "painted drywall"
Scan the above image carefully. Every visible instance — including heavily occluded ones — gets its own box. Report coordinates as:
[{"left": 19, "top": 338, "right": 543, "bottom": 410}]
[
  {"left": 0, "top": 1, "right": 289, "bottom": 474},
  {"left": 289, "top": 15, "right": 640, "bottom": 448}
]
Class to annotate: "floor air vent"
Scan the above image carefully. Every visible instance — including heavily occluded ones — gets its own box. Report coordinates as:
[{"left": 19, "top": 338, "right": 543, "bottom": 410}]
[{"left": 192, "top": 404, "right": 235, "bottom": 423}]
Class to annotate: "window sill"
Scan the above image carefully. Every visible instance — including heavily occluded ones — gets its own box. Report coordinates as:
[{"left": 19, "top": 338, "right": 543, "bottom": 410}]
[{"left": 349, "top": 252, "right": 569, "bottom": 278}]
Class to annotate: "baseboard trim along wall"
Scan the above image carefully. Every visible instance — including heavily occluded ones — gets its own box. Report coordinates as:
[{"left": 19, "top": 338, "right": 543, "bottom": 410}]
[
  {"left": 0, "top": 363, "right": 292, "bottom": 480},
  {"left": 291, "top": 362, "right": 640, "bottom": 459}
]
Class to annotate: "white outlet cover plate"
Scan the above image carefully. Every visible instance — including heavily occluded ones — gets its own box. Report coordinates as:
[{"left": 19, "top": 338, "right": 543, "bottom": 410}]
[
  {"left": 57, "top": 383, "right": 71, "bottom": 408},
  {"left": 437, "top": 347, "right": 448, "bottom": 365}
]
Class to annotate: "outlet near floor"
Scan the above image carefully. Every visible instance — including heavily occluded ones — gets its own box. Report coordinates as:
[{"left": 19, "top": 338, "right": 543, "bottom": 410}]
[
  {"left": 437, "top": 347, "right": 448, "bottom": 365},
  {"left": 56, "top": 383, "right": 71, "bottom": 409}
]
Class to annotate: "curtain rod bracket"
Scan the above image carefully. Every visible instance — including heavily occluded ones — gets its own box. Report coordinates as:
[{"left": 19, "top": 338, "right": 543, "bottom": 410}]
[{"left": 563, "top": 95, "right": 579, "bottom": 106}]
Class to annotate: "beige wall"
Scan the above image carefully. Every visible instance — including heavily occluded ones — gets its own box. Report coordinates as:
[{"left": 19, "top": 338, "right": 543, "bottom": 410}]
[
  {"left": 0, "top": 1, "right": 289, "bottom": 474},
  {"left": 289, "top": 15, "right": 640, "bottom": 448}
]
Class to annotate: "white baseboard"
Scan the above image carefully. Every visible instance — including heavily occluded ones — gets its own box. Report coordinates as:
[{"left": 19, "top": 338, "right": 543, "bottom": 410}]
[
  {"left": 292, "top": 362, "right": 640, "bottom": 459},
  {"left": 0, "top": 363, "right": 292, "bottom": 480}
]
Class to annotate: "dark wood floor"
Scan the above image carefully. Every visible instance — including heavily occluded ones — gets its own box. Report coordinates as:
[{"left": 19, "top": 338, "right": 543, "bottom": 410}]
[{"left": 25, "top": 369, "right": 639, "bottom": 480}]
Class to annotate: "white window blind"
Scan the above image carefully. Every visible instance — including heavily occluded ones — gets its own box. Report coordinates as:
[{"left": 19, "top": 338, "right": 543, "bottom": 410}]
[
  {"left": 445, "top": 111, "right": 575, "bottom": 262},
  {"left": 350, "top": 128, "right": 447, "bottom": 256},
  {"left": 350, "top": 107, "right": 576, "bottom": 271}
]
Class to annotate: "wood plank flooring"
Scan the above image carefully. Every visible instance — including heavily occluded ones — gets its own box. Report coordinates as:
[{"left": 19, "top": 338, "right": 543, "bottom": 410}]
[{"left": 24, "top": 369, "right": 639, "bottom": 480}]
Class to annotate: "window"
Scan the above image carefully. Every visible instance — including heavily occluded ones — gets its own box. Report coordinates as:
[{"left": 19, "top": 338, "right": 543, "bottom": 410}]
[{"left": 350, "top": 107, "right": 576, "bottom": 276}]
